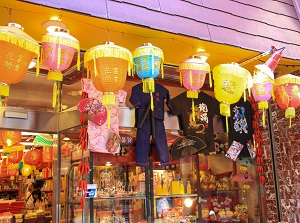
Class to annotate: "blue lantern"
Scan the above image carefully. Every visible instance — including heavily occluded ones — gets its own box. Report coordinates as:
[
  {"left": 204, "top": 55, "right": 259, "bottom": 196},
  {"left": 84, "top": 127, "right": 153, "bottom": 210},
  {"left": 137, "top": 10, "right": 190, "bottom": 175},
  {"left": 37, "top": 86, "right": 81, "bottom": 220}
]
[{"left": 132, "top": 43, "right": 164, "bottom": 110}]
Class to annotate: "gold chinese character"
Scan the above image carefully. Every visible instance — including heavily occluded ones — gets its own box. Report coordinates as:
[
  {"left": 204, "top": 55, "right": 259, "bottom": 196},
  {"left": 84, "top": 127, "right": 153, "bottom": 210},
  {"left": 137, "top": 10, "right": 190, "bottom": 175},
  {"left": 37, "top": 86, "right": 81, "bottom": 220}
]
[
  {"left": 4, "top": 60, "right": 13, "bottom": 69},
  {"left": 105, "top": 67, "right": 112, "bottom": 74},
  {"left": 14, "top": 64, "right": 20, "bottom": 71},
  {"left": 16, "top": 55, "right": 24, "bottom": 63},
  {"left": 142, "top": 56, "right": 148, "bottom": 62},
  {"left": 6, "top": 52, "right": 14, "bottom": 60},
  {"left": 112, "top": 67, "right": 119, "bottom": 74}
]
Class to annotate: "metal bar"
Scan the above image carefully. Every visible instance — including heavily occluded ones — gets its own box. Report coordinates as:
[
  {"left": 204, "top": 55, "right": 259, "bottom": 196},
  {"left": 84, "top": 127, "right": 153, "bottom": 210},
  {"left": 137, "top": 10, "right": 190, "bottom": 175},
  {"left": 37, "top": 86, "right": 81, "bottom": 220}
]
[
  {"left": 267, "top": 100, "right": 283, "bottom": 221},
  {"left": 89, "top": 152, "right": 94, "bottom": 223}
]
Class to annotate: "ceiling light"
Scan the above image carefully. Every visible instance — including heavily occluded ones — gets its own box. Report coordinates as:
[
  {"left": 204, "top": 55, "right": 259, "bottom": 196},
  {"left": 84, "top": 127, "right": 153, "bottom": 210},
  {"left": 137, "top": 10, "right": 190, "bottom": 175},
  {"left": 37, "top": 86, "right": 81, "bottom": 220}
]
[
  {"left": 63, "top": 137, "right": 70, "bottom": 141},
  {"left": 21, "top": 132, "right": 39, "bottom": 136},
  {"left": 43, "top": 20, "right": 67, "bottom": 33},
  {"left": 105, "top": 162, "right": 112, "bottom": 166}
]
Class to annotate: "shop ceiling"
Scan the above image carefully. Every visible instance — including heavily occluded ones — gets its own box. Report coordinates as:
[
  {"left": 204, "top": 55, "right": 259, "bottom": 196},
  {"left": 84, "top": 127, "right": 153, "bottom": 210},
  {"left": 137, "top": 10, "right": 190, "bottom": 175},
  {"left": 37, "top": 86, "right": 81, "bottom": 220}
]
[{"left": 0, "top": 0, "right": 300, "bottom": 112}]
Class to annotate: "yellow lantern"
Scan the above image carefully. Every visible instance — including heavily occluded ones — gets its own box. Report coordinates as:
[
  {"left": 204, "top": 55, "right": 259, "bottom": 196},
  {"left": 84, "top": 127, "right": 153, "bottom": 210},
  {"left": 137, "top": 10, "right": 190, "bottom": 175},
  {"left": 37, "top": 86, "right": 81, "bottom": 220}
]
[
  {"left": 84, "top": 42, "right": 132, "bottom": 128},
  {"left": 21, "top": 163, "right": 32, "bottom": 177},
  {"left": 213, "top": 63, "right": 251, "bottom": 132},
  {"left": 0, "top": 23, "right": 40, "bottom": 104}
]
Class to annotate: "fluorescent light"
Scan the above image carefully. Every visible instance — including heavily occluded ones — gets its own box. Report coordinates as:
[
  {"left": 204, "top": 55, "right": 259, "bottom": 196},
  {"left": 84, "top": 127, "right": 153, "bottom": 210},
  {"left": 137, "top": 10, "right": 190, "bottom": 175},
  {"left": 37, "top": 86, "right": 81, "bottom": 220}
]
[
  {"left": 21, "top": 132, "right": 39, "bottom": 136},
  {"left": 63, "top": 137, "right": 70, "bottom": 141},
  {"left": 20, "top": 142, "right": 34, "bottom": 146},
  {"left": 105, "top": 162, "right": 112, "bottom": 166}
]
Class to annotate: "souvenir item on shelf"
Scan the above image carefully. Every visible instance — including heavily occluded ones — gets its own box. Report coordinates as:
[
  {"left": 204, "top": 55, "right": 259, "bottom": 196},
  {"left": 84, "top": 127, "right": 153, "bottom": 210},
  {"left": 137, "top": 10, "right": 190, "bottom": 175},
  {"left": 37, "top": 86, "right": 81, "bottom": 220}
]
[
  {"left": 84, "top": 42, "right": 132, "bottom": 128},
  {"left": 0, "top": 23, "right": 40, "bottom": 103},
  {"left": 129, "top": 82, "right": 172, "bottom": 167},
  {"left": 81, "top": 78, "right": 126, "bottom": 154},
  {"left": 274, "top": 74, "right": 300, "bottom": 128}
]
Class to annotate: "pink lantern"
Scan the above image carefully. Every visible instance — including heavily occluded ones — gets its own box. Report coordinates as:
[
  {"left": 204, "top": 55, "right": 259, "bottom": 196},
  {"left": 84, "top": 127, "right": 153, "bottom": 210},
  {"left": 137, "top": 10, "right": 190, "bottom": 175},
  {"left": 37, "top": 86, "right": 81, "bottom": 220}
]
[
  {"left": 42, "top": 146, "right": 53, "bottom": 162},
  {"left": 251, "top": 48, "right": 283, "bottom": 127},
  {"left": 179, "top": 53, "right": 210, "bottom": 121},
  {"left": 41, "top": 28, "right": 80, "bottom": 107}
]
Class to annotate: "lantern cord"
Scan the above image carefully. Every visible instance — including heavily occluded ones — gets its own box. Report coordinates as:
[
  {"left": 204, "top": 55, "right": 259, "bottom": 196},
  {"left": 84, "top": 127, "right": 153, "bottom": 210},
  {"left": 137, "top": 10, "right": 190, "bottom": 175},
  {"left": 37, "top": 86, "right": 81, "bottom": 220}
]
[
  {"left": 192, "top": 99, "right": 195, "bottom": 122},
  {"left": 262, "top": 109, "right": 266, "bottom": 128},
  {"left": 57, "top": 44, "right": 61, "bottom": 70},
  {"left": 150, "top": 92, "right": 154, "bottom": 111}
]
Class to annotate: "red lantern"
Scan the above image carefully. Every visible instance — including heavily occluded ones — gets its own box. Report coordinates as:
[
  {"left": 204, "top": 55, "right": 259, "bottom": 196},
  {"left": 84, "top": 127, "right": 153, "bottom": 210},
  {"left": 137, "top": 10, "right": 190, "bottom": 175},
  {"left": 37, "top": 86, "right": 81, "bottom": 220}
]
[
  {"left": 1, "top": 130, "right": 22, "bottom": 146},
  {"left": 41, "top": 28, "right": 80, "bottom": 107},
  {"left": 0, "top": 23, "right": 40, "bottom": 102},
  {"left": 8, "top": 150, "right": 23, "bottom": 164},
  {"left": 42, "top": 146, "right": 53, "bottom": 162},
  {"left": 179, "top": 52, "right": 210, "bottom": 121},
  {"left": 24, "top": 149, "right": 42, "bottom": 166},
  {"left": 274, "top": 74, "right": 300, "bottom": 128},
  {"left": 84, "top": 42, "right": 132, "bottom": 128}
]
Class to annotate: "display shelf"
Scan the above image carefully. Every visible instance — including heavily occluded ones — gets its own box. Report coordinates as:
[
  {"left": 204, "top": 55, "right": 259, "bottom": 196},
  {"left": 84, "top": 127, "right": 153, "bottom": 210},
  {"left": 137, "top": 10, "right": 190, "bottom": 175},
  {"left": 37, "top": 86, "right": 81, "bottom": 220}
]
[
  {"left": 41, "top": 190, "right": 53, "bottom": 193},
  {"left": 0, "top": 190, "right": 19, "bottom": 193},
  {"left": 35, "top": 177, "right": 53, "bottom": 181},
  {"left": 94, "top": 196, "right": 146, "bottom": 201},
  {"left": 154, "top": 194, "right": 197, "bottom": 198}
]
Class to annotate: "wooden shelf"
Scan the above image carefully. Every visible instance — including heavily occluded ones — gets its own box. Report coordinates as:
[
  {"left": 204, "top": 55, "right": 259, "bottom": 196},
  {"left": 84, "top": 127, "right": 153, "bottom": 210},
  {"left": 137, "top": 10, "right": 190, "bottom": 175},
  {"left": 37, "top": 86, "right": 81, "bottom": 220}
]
[
  {"left": 35, "top": 177, "right": 53, "bottom": 181},
  {"left": 0, "top": 190, "right": 19, "bottom": 193}
]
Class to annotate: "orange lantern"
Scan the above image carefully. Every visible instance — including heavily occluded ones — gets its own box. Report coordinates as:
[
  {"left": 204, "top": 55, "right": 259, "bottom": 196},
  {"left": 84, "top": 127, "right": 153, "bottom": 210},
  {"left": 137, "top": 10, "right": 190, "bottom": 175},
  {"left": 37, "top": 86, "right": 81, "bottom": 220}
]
[
  {"left": 24, "top": 149, "right": 42, "bottom": 166},
  {"left": 1, "top": 130, "right": 22, "bottom": 147},
  {"left": 8, "top": 150, "right": 23, "bottom": 164},
  {"left": 274, "top": 74, "right": 300, "bottom": 128},
  {"left": 179, "top": 52, "right": 210, "bottom": 121},
  {"left": 42, "top": 146, "right": 53, "bottom": 163},
  {"left": 0, "top": 23, "right": 40, "bottom": 103},
  {"left": 84, "top": 42, "right": 132, "bottom": 128},
  {"left": 41, "top": 28, "right": 80, "bottom": 107}
]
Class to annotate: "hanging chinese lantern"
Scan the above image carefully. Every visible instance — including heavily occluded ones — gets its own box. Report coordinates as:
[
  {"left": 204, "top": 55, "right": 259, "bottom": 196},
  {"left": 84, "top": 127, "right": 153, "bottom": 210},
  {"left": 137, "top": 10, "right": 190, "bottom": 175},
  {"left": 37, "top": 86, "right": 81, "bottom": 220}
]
[
  {"left": 274, "top": 74, "right": 300, "bottom": 128},
  {"left": 41, "top": 28, "right": 80, "bottom": 107},
  {"left": 179, "top": 52, "right": 210, "bottom": 121},
  {"left": 0, "top": 23, "right": 40, "bottom": 104},
  {"left": 8, "top": 150, "right": 23, "bottom": 164},
  {"left": 33, "top": 133, "right": 53, "bottom": 147},
  {"left": 132, "top": 43, "right": 164, "bottom": 110},
  {"left": 251, "top": 49, "right": 283, "bottom": 127},
  {"left": 213, "top": 63, "right": 251, "bottom": 132},
  {"left": 84, "top": 42, "right": 132, "bottom": 128},
  {"left": 42, "top": 146, "right": 53, "bottom": 162},
  {"left": 1, "top": 130, "right": 22, "bottom": 147},
  {"left": 24, "top": 149, "right": 42, "bottom": 166},
  {"left": 21, "top": 164, "right": 32, "bottom": 177}
]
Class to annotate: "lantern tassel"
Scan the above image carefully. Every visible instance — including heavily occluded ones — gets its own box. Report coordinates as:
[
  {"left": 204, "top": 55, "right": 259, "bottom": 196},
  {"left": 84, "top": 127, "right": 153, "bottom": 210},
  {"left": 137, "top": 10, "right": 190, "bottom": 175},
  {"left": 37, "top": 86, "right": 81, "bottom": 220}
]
[
  {"left": 190, "top": 70, "right": 193, "bottom": 87},
  {"left": 289, "top": 117, "right": 292, "bottom": 128},
  {"left": 192, "top": 99, "right": 195, "bottom": 122},
  {"left": 180, "top": 72, "right": 183, "bottom": 86},
  {"left": 161, "top": 63, "right": 164, "bottom": 79},
  {"left": 150, "top": 92, "right": 154, "bottom": 111},
  {"left": 244, "top": 90, "right": 246, "bottom": 102},
  {"left": 209, "top": 71, "right": 212, "bottom": 88},
  {"left": 152, "top": 51, "right": 154, "bottom": 76},
  {"left": 107, "top": 108, "right": 111, "bottom": 129},
  {"left": 57, "top": 44, "right": 61, "bottom": 70},
  {"left": 262, "top": 109, "right": 266, "bottom": 128},
  {"left": 77, "top": 51, "right": 81, "bottom": 71},
  {"left": 52, "top": 82, "right": 57, "bottom": 108},
  {"left": 226, "top": 116, "right": 229, "bottom": 133},
  {"left": 36, "top": 55, "right": 40, "bottom": 77}
]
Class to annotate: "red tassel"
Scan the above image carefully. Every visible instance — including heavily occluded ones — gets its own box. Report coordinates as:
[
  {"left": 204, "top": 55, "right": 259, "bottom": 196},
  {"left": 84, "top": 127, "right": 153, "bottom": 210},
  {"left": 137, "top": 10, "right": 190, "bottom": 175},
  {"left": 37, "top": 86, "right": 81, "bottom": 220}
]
[
  {"left": 257, "top": 165, "right": 264, "bottom": 173},
  {"left": 256, "top": 147, "right": 263, "bottom": 156},
  {"left": 252, "top": 121, "right": 259, "bottom": 129},
  {"left": 252, "top": 103, "right": 258, "bottom": 111},
  {"left": 253, "top": 112, "right": 260, "bottom": 120},
  {"left": 260, "top": 175, "right": 266, "bottom": 184},
  {"left": 254, "top": 130, "right": 262, "bottom": 138},
  {"left": 257, "top": 156, "right": 264, "bottom": 165},
  {"left": 256, "top": 137, "right": 262, "bottom": 146}
]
